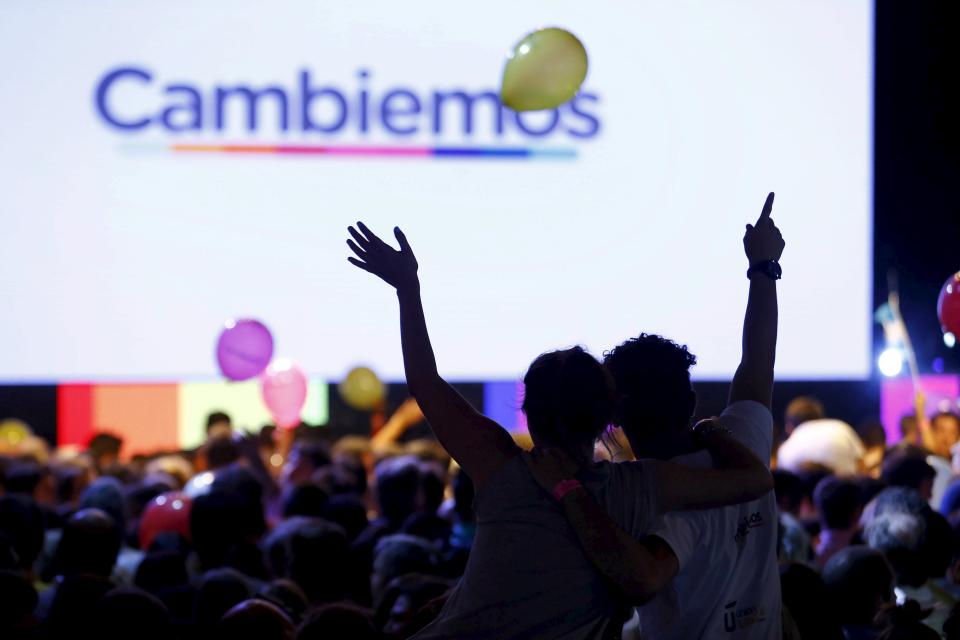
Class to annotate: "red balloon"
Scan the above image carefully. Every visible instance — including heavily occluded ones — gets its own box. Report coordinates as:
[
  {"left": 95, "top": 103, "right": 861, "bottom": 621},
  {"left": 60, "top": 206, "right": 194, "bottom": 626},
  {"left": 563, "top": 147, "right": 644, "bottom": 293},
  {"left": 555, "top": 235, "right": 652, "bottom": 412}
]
[
  {"left": 139, "top": 491, "right": 192, "bottom": 550},
  {"left": 938, "top": 272, "right": 960, "bottom": 338}
]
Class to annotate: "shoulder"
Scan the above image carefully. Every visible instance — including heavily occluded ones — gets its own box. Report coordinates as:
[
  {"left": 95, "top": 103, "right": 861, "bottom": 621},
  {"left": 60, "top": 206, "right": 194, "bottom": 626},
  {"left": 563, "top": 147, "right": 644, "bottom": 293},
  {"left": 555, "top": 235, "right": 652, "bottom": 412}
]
[{"left": 718, "top": 400, "right": 774, "bottom": 459}]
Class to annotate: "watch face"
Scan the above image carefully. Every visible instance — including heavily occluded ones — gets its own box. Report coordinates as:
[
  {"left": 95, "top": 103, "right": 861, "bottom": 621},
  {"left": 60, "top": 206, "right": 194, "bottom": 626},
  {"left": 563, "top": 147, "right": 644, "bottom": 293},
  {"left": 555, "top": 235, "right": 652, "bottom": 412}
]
[{"left": 769, "top": 261, "right": 782, "bottom": 279}]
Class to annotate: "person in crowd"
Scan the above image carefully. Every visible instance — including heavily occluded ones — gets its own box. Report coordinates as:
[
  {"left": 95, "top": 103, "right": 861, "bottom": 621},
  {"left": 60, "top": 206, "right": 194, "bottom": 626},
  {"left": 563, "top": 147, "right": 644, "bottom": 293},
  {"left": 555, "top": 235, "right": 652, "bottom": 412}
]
[
  {"left": 0, "top": 494, "right": 45, "bottom": 583},
  {"left": 88, "top": 432, "right": 124, "bottom": 471},
  {"left": 95, "top": 586, "right": 173, "bottom": 640},
  {"left": 866, "top": 508, "right": 956, "bottom": 632},
  {"left": 874, "top": 600, "right": 942, "bottom": 640},
  {"left": 527, "top": 192, "right": 785, "bottom": 639},
  {"left": 279, "top": 439, "right": 332, "bottom": 487},
  {"left": 932, "top": 412, "right": 960, "bottom": 459},
  {"left": 823, "top": 546, "right": 896, "bottom": 640},
  {"left": 206, "top": 411, "right": 234, "bottom": 440},
  {"left": 881, "top": 452, "right": 936, "bottom": 502},
  {"left": 217, "top": 598, "right": 296, "bottom": 640},
  {"left": 773, "top": 469, "right": 813, "bottom": 563},
  {"left": 296, "top": 603, "right": 381, "bottom": 640},
  {"left": 4, "top": 460, "right": 56, "bottom": 506},
  {"left": 858, "top": 420, "right": 888, "bottom": 478},
  {"left": 814, "top": 476, "right": 863, "bottom": 568},
  {"left": 346, "top": 218, "right": 773, "bottom": 638},
  {"left": 778, "top": 415, "right": 866, "bottom": 476},
  {"left": 780, "top": 562, "right": 845, "bottom": 640},
  {"left": 784, "top": 396, "right": 826, "bottom": 439}
]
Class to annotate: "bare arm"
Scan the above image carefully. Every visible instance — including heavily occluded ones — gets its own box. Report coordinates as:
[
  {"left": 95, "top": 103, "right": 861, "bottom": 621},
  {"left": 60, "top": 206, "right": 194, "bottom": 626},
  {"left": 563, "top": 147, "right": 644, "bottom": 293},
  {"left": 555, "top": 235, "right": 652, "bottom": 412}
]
[
  {"left": 654, "top": 421, "right": 773, "bottom": 513},
  {"left": 728, "top": 192, "right": 785, "bottom": 409},
  {"left": 523, "top": 449, "right": 678, "bottom": 604},
  {"left": 347, "top": 223, "right": 517, "bottom": 488},
  {"left": 370, "top": 398, "right": 424, "bottom": 453}
]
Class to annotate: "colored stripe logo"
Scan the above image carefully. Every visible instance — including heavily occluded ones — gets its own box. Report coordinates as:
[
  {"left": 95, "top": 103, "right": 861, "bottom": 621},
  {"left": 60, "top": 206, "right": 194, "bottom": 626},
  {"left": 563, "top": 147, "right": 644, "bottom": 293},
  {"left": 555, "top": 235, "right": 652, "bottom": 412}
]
[{"left": 119, "top": 143, "right": 578, "bottom": 159}]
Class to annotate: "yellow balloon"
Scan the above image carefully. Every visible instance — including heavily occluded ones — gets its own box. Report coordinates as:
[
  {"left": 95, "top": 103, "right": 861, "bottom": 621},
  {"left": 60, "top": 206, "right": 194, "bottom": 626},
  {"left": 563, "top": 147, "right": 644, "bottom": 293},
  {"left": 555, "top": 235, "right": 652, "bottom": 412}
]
[
  {"left": 0, "top": 418, "right": 31, "bottom": 447},
  {"left": 339, "top": 366, "right": 386, "bottom": 411},
  {"left": 500, "top": 27, "right": 588, "bottom": 112}
]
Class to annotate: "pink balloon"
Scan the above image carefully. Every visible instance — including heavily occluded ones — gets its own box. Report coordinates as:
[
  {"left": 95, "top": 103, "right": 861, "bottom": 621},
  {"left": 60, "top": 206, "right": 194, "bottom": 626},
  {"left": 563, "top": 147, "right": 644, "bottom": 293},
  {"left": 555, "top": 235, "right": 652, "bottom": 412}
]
[
  {"left": 261, "top": 359, "right": 308, "bottom": 429},
  {"left": 216, "top": 319, "right": 274, "bottom": 381}
]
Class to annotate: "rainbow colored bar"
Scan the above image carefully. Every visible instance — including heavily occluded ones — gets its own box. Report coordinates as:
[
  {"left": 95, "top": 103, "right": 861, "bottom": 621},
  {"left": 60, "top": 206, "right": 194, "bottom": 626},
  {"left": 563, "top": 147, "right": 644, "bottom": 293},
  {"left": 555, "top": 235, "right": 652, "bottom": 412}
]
[{"left": 145, "top": 143, "right": 577, "bottom": 159}]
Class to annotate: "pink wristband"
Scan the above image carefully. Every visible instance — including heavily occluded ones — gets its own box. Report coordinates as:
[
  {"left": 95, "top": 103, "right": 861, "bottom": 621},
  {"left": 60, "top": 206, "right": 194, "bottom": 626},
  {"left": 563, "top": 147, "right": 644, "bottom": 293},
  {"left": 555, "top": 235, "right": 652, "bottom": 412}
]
[{"left": 552, "top": 478, "right": 583, "bottom": 501}]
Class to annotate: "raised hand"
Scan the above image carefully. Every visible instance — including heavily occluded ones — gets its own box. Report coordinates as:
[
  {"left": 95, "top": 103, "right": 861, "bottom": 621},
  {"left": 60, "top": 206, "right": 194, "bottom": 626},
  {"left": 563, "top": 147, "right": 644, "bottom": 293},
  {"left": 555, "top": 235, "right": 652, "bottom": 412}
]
[
  {"left": 346, "top": 222, "right": 419, "bottom": 291},
  {"left": 743, "top": 192, "right": 785, "bottom": 265},
  {"left": 523, "top": 447, "right": 581, "bottom": 492}
]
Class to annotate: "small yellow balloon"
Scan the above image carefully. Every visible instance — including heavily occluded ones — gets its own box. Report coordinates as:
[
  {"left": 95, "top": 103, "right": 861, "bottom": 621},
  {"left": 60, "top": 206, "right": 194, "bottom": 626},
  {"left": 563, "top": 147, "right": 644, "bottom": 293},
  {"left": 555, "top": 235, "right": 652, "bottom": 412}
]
[
  {"left": 339, "top": 366, "right": 386, "bottom": 411},
  {"left": 500, "top": 27, "right": 589, "bottom": 112},
  {"left": 0, "top": 419, "right": 31, "bottom": 447}
]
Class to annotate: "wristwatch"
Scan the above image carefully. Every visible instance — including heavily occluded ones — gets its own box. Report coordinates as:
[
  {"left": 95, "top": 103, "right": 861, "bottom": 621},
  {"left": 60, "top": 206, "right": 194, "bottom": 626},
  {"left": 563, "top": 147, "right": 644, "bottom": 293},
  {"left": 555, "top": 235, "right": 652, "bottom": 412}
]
[{"left": 747, "top": 260, "right": 782, "bottom": 280}]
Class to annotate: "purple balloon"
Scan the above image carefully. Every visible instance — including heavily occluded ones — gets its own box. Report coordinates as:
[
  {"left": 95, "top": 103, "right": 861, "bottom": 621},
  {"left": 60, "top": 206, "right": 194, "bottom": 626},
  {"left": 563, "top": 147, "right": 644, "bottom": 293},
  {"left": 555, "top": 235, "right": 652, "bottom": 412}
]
[{"left": 216, "top": 319, "right": 274, "bottom": 381}]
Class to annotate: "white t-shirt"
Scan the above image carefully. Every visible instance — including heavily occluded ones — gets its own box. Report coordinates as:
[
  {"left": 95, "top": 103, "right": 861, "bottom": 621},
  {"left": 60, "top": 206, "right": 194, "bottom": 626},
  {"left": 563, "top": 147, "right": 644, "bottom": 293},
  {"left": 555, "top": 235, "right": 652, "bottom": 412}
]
[
  {"left": 637, "top": 401, "right": 782, "bottom": 639},
  {"left": 413, "top": 454, "right": 660, "bottom": 640}
]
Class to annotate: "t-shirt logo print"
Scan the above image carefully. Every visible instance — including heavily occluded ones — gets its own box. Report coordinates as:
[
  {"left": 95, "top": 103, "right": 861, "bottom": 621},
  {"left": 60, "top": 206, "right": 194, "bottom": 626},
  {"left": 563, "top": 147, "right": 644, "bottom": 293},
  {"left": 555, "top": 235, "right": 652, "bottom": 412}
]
[
  {"left": 723, "top": 600, "right": 768, "bottom": 632},
  {"left": 733, "top": 511, "right": 765, "bottom": 547}
]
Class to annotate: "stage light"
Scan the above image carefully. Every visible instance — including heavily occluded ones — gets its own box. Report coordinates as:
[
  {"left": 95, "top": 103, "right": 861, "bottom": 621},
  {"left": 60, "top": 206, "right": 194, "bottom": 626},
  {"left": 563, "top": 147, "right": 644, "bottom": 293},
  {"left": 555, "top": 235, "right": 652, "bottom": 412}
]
[
  {"left": 945, "top": 332, "right": 956, "bottom": 348},
  {"left": 878, "top": 347, "right": 904, "bottom": 377}
]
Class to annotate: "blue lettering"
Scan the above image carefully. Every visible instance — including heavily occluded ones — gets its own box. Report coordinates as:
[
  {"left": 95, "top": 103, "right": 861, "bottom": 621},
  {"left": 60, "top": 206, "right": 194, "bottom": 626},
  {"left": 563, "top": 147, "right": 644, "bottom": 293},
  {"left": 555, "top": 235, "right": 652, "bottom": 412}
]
[
  {"left": 161, "top": 84, "right": 203, "bottom": 131},
  {"left": 215, "top": 86, "right": 288, "bottom": 132},
  {"left": 357, "top": 69, "right": 370, "bottom": 134},
  {"left": 432, "top": 90, "right": 503, "bottom": 135},
  {"left": 95, "top": 66, "right": 153, "bottom": 130},
  {"left": 380, "top": 89, "right": 421, "bottom": 135},
  {"left": 300, "top": 70, "right": 348, "bottom": 133},
  {"left": 93, "top": 67, "right": 601, "bottom": 142},
  {"left": 564, "top": 92, "right": 601, "bottom": 138},
  {"left": 513, "top": 109, "right": 560, "bottom": 137}
]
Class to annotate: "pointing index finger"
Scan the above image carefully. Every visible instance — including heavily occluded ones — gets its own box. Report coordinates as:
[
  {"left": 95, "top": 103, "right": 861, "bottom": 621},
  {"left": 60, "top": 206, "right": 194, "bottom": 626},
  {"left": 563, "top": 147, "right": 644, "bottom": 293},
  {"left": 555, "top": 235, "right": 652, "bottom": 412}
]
[{"left": 756, "top": 192, "right": 775, "bottom": 225}]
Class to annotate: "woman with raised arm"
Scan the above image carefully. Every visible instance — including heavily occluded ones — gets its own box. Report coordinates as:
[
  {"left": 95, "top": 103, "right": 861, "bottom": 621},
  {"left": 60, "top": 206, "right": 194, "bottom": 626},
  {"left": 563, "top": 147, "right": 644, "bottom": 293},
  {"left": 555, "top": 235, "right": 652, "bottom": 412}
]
[{"left": 346, "top": 222, "right": 773, "bottom": 640}]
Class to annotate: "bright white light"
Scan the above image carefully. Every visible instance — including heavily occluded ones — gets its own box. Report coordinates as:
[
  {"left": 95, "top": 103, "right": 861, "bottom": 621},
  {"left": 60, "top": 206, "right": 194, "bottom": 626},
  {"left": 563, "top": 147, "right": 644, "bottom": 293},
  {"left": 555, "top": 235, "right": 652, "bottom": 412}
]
[
  {"left": 878, "top": 347, "right": 904, "bottom": 377},
  {"left": 945, "top": 332, "right": 956, "bottom": 348},
  {"left": 518, "top": 43, "right": 530, "bottom": 55}
]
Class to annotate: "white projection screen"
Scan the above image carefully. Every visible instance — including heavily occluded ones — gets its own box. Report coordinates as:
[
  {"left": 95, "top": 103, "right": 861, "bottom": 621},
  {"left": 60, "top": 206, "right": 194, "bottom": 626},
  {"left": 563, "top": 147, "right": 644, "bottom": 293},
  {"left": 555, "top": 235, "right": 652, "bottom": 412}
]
[{"left": 0, "top": 0, "right": 871, "bottom": 382}]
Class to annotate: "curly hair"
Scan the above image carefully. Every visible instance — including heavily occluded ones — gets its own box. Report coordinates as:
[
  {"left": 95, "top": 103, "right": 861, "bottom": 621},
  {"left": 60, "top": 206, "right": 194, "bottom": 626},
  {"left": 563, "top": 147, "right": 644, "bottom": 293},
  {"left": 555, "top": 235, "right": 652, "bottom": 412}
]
[{"left": 603, "top": 334, "right": 697, "bottom": 436}]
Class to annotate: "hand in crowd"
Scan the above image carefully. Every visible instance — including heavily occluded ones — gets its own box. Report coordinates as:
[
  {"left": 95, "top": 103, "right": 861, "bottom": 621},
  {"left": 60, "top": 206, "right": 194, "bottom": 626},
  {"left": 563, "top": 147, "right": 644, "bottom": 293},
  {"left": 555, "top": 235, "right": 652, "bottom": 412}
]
[
  {"left": 347, "top": 222, "right": 419, "bottom": 291},
  {"left": 743, "top": 192, "right": 785, "bottom": 265}
]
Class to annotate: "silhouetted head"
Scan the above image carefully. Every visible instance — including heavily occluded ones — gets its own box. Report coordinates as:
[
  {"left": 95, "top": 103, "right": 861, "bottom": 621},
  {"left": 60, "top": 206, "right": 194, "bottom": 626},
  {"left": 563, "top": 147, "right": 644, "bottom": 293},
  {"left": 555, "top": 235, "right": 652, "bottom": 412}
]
[
  {"left": 522, "top": 346, "right": 614, "bottom": 464},
  {"left": 875, "top": 600, "right": 940, "bottom": 640},
  {"left": 866, "top": 512, "right": 927, "bottom": 587},
  {"left": 296, "top": 603, "right": 379, "bottom": 640},
  {"left": 785, "top": 396, "right": 826, "bottom": 435},
  {"left": 881, "top": 454, "right": 936, "bottom": 502},
  {"left": 50, "top": 508, "right": 122, "bottom": 578},
  {"left": 79, "top": 476, "right": 127, "bottom": 532},
  {"left": 96, "top": 587, "right": 172, "bottom": 640},
  {"left": 282, "top": 482, "right": 329, "bottom": 519},
  {"left": 932, "top": 412, "right": 960, "bottom": 458},
  {"left": 822, "top": 546, "right": 895, "bottom": 627},
  {"left": 602, "top": 335, "right": 696, "bottom": 456},
  {"left": 205, "top": 411, "right": 233, "bottom": 439},
  {"left": 218, "top": 599, "right": 295, "bottom": 640},
  {"left": 194, "top": 568, "right": 253, "bottom": 630},
  {"left": 814, "top": 477, "right": 862, "bottom": 531},
  {"left": 263, "top": 517, "right": 351, "bottom": 606},
  {"left": 0, "top": 495, "right": 44, "bottom": 574},
  {"left": 88, "top": 432, "right": 123, "bottom": 470},
  {"left": 205, "top": 436, "right": 240, "bottom": 470},
  {"left": 772, "top": 469, "right": 805, "bottom": 515},
  {"left": 780, "top": 562, "right": 844, "bottom": 640}
]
